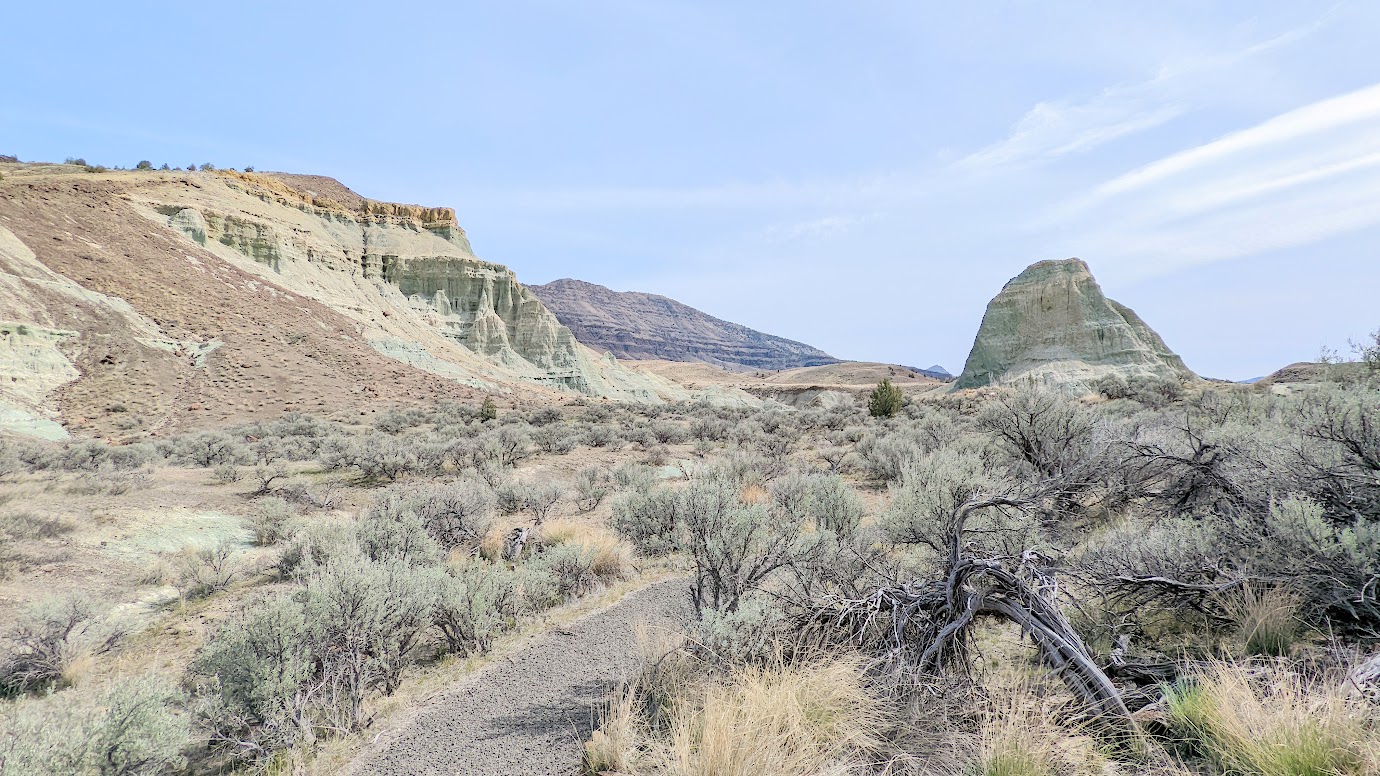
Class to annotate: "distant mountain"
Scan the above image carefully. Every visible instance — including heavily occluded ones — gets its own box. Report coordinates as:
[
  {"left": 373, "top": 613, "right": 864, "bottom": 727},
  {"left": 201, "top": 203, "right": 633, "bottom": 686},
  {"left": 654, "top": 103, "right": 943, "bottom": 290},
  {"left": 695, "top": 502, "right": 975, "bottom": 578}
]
[
  {"left": 905, "top": 364, "right": 952, "bottom": 380},
  {"left": 528, "top": 279, "right": 839, "bottom": 371}
]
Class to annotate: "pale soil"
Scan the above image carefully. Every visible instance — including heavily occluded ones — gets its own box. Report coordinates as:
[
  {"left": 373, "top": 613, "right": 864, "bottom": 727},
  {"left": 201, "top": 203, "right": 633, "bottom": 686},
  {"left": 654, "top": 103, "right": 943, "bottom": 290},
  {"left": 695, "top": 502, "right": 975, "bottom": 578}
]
[
  {"left": 634, "top": 359, "right": 945, "bottom": 392},
  {"left": 341, "top": 577, "right": 690, "bottom": 776}
]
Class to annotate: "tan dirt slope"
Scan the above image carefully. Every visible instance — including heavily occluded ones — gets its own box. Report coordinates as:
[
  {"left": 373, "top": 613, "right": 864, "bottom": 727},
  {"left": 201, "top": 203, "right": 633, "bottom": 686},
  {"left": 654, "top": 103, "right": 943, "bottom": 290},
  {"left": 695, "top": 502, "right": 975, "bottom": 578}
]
[{"left": 0, "top": 167, "right": 502, "bottom": 438}]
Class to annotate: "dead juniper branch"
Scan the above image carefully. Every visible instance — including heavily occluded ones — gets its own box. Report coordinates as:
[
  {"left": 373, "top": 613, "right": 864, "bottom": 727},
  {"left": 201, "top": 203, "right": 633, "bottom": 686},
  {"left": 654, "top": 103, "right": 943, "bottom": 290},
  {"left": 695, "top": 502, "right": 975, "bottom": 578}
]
[
  {"left": 821, "top": 480, "right": 1140, "bottom": 737},
  {"left": 814, "top": 554, "right": 1138, "bottom": 737},
  {"left": 501, "top": 526, "right": 529, "bottom": 561}
]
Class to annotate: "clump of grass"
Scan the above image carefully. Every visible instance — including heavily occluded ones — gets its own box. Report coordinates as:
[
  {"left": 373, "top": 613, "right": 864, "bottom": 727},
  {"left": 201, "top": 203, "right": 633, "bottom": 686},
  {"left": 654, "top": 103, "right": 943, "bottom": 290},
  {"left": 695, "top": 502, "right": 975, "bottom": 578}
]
[
  {"left": 739, "top": 483, "right": 768, "bottom": 505},
  {"left": 0, "top": 511, "right": 75, "bottom": 541},
  {"left": 657, "top": 654, "right": 893, "bottom": 775},
  {"left": 537, "top": 518, "right": 632, "bottom": 583},
  {"left": 968, "top": 689, "right": 1106, "bottom": 776},
  {"left": 583, "top": 681, "right": 642, "bottom": 775},
  {"left": 1231, "top": 585, "right": 1301, "bottom": 657},
  {"left": 1164, "top": 661, "right": 1377, "bottom": 776}
]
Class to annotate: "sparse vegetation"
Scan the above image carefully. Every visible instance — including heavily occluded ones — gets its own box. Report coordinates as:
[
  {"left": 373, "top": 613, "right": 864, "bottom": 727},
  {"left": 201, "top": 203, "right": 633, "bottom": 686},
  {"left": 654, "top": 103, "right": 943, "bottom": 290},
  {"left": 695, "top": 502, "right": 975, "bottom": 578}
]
[{"left": 2, "top": 376, "right": 1379, "bottom": 774}]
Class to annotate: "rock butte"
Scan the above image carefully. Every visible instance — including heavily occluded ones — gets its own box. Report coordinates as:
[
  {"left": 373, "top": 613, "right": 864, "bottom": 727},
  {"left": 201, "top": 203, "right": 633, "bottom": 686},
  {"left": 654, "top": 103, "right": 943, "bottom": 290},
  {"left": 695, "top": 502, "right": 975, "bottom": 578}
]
[{"left": 955, "top": 258, "right": 1196, "bottom": 392}]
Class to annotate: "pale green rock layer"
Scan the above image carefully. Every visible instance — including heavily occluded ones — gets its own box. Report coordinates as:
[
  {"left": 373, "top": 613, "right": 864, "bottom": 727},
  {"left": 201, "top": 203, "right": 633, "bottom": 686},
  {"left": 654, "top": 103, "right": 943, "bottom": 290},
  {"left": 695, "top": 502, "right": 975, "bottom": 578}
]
[
  {"left": 140, "top": 175, "right": 741, "bottom": 404},
  {"left": 955, "top": 258, "right": 1196, "bottom": 392}
]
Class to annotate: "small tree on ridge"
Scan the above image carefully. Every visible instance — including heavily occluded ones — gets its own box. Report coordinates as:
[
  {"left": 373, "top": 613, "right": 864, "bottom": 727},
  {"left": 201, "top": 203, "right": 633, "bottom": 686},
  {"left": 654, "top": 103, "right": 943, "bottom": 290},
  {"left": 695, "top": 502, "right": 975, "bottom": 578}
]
[{"left": 868, "top": 378, "right": 904, "bottom": 418}]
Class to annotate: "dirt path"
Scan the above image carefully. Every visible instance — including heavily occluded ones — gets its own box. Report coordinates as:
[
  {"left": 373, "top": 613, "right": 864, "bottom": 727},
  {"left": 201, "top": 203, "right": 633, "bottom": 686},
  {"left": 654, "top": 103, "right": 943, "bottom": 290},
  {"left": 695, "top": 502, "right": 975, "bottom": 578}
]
[{"left": 342, "top": 578, "right": 690, "bottom": 776}]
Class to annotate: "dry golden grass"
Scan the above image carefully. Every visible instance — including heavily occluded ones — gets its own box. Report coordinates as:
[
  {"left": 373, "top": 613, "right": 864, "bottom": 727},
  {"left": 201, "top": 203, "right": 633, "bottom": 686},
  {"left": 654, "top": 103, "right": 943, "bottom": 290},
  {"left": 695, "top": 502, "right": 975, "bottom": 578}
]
[
  {"left": 584, "top": 681, "right": 643, "bottom": 774},
  {"left": 1165, "top": 660, "right": 1379, "bottom": 776},
  {"left": 539, "top": 518, "right": 634, "bottom": 581},
  {"left": 587, "top": 653, "right": 897, "bottom": 776},
  {"left": 664, "top": 655, "right": 894, "bottom": 775},
  {"left": 969, "top": 688, "right": 1108, "bottom": 776},
  {"left": 739, "top": 483, "right": 768, "bottom": 505},
  {"left": 1228, "top": 585, "right": 1302, "bottom": 657},
  {"left": 477, "top": 518, "right": 632, "bottom": 580}
]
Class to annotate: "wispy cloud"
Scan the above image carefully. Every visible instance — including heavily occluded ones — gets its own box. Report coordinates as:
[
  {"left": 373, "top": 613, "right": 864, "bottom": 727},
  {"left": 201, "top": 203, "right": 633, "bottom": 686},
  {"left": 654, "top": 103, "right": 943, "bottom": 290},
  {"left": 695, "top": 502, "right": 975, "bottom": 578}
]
[
  {"left": 1096, "top": 81, "right": 1380, "bottom": 198},
  {"left": 955, "top": 15, "right": 1335, "bottom": 173},
  {"left": 756, "top": 212, "right": 884, "bottom": 243},
  {"left": 956, "top": 91, "right": 1185, "bottom": 171},
  {"left": 1043, "top": 80, "right": 1380, "bottom": 280}
]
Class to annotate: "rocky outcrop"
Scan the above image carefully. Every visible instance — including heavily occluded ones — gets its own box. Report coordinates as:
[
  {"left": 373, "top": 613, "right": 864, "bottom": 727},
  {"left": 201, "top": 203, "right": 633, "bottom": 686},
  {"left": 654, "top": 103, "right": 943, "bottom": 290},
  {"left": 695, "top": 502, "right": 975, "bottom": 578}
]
[
  {"left": 528, "top": 278, "right": 838, "bottom": 371},
  {"left": 138, "top": 172, "right": 691, "bottom": 401},
  {"left": 955, "top": 258, "right": 1195, "bottom": 392}
]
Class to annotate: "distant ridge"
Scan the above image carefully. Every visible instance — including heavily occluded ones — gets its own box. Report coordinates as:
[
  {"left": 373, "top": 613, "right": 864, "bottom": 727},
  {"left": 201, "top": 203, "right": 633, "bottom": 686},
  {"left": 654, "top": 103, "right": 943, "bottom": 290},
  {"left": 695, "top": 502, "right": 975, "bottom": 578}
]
[
  {"left": 528, "top": 278, "right": 839, "bottom": 371},
  {"left": 906, "top": 364, "right": 952, "bottom": 380}
]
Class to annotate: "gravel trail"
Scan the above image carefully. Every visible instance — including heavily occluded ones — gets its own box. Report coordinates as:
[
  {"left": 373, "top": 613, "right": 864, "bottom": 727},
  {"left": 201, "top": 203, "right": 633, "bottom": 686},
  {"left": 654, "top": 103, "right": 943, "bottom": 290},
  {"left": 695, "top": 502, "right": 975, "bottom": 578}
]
[{"left": 344, "top": 578, "right": 689, "bottom": 776}]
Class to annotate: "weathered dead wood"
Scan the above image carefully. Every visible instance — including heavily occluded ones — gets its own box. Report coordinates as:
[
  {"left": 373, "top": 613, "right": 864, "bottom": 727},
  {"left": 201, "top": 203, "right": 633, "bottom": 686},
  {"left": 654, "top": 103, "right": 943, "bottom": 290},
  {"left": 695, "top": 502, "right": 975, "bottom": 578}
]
[
  {"left": 815, "top": 556, "right": 1138, "bottom": 736},
  {"left": 501, "top": 526, "right": 528, "bottom": 561}
]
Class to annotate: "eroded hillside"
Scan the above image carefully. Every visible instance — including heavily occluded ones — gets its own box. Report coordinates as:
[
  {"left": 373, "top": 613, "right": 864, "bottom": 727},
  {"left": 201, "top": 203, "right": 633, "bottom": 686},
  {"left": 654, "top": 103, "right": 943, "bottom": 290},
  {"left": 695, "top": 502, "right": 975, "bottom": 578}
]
[
  {"left": 0, "top": 163, "right": 741, "bottom": 439},
  {"left": 528, "top": 278, "right": 839, "bottom": 371}
]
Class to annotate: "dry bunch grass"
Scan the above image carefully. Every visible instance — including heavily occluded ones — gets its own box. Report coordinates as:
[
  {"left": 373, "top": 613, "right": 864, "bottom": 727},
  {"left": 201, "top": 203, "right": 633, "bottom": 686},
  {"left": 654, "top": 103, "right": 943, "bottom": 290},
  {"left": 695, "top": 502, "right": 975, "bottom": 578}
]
[
  {"left": 539, "top": 518, "right": 634, "bottom": 581},
  {"left": 586, "top": 653, "right": 898, "bottom": 776},
  {"left": 1164, "top": 660, "right": 1378, "bottom": 776}
]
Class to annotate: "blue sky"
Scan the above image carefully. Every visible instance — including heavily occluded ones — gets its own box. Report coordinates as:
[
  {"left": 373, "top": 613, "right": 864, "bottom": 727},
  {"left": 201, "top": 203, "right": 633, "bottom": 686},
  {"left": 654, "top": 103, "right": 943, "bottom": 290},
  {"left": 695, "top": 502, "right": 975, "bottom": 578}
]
[{"left": 4, "top": 2, "right": 1380, "bottom": 379}]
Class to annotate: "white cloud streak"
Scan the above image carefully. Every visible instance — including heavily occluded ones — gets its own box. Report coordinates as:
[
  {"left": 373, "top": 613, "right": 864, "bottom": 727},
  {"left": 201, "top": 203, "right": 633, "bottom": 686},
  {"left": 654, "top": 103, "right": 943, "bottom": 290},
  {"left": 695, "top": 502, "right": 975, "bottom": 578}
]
[
  {"left": 756, "top": 212, "right": 884, "bottom": 243},
  {"left": 1045, "top": 81, "right": 1380, "bottom": 280},
  {"left": 1098, "top": 81, "right": 1380, "bottom": 197},
  {"left": 956, "top": 91, "right": 1185, "bottom": 171},
  {"left": 955, "top": 14, "right": 1337, "bottom": 174}
]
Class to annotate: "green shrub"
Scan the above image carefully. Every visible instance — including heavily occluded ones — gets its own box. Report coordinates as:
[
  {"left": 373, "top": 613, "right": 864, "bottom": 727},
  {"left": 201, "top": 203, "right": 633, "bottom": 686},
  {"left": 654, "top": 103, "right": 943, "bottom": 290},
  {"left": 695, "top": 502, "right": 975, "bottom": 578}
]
[
  {"left": 434, "top": 560, "right": 518, "bottom": 656},
  {"left": 278, "top": 520, "right": 358, "bottom": 579},
  {"left": 177, "top": 542, "right": 242, "bottom": 599},
  {"left": 528, "top": 543, "right": 597, "bottom": 599},
  {"left": 853, "top": 431, "right": 923, "bottom": 482},
  {"left": 680, "top": 475, "right": 821, "bottom": 615},
  {"left": 612, "top": 462, "right": 657, "bottom": 493},
  {"left": 867, "top": 378, "right": 904, "bottom": 418},
  {"left": 1125, "top": 374, "right": 1184, "bottom": 408},
  {"left": 0, "top": 673, "right": 189, "bottom": 775},
  {"left": 356, "top": 503, "right": 442, "bottom": 567},
  {"left": 200, "top": 555, "right": 443, "bottom": 757},
  {"left": 696, "top": 597, "right": 786, "bottom": 664},
  {"left": 173, "top": 431, "right": 245, "bottom": 467},
  {"left": 249, "top": 496, "right": 294, "bottom": 546},
  {"left": 303, "top": 555, "right": 441, "bottom": 698},
  {"left": 573, "top": 467, "right": 613, "bottom": 512},
  {"left": 881, "top": 448, "right": 1011, "bottom": 558},
  {"left": 0, "top": 595, "right": 119, "bottom": 695},
  {"left": 808, "top": 473, "right": 864, "bottom": 536},
  {"left": 975, "top": 385, "right": 1098, "bottom": 478},
  {"left": 194, "top": 595, "right": 317, "bottom": 756},
  {"left": 479, "top": 396, "right": 498, "bottom": 422},
  {"left": 367, "top": 480, "right": 495, "bottom": 553},
  {"left": 610, "top": 488, "right": 681, "bottom": 556}
]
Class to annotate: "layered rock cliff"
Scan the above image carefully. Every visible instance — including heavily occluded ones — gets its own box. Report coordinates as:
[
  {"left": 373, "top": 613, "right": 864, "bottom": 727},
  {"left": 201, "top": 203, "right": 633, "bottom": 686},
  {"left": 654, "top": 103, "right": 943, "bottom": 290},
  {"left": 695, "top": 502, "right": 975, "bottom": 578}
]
[
  {"left": 135, "top": 171, "right": 688, "bottom": 400},
  {"left": 955, "top": 258, "right": 1196, "bottom": 392},
  {"left": 0, "top": 161, "right": 743, "bottom": 438},
  {"left": 528, "top": 278, "right": 838, "bottom": 371}
]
